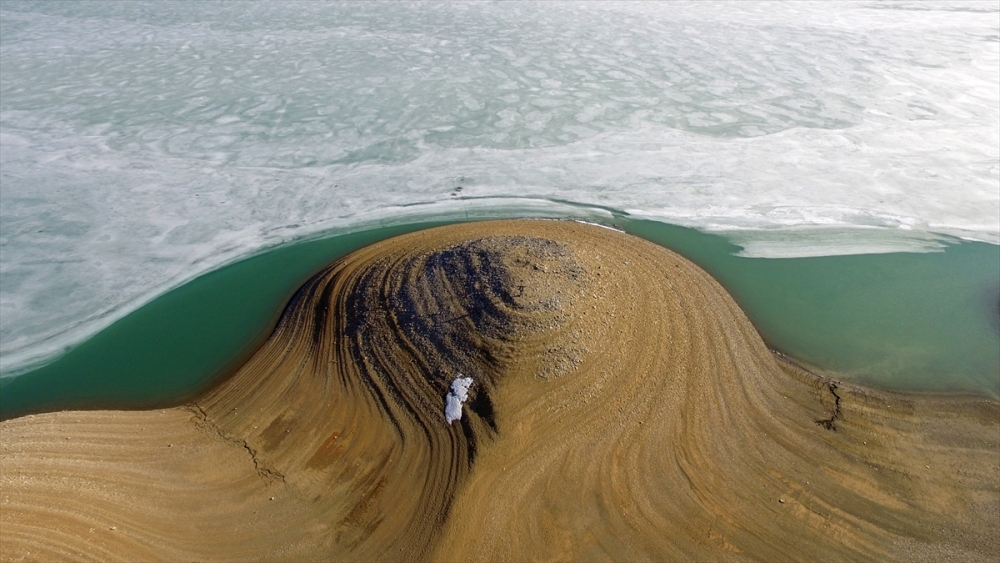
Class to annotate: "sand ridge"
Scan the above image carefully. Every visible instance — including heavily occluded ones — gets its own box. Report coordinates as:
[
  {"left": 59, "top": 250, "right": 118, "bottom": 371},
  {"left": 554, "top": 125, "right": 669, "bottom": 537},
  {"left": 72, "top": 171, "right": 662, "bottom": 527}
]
[{"left": 1, "top": 220, "right": 997, "bottom": 562}]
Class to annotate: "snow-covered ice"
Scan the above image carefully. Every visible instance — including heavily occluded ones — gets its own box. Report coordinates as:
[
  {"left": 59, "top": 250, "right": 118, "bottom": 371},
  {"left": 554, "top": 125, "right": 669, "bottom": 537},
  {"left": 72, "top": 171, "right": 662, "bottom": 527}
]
[
  {"left": 1, "top": 1, "right": 997, "bottom": 376},
  {"left": 444, "top": 375, "right": 474, "bottom": 425}
]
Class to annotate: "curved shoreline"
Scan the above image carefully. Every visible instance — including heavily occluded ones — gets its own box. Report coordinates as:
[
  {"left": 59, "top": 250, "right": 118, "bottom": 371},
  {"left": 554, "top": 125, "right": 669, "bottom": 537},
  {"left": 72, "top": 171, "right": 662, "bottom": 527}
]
[
  {"left": 4, "top": 217, "right": 998, "bottom": 423},
  {"left": 1, "top": 220, "right": 997, "bottom": 562}
]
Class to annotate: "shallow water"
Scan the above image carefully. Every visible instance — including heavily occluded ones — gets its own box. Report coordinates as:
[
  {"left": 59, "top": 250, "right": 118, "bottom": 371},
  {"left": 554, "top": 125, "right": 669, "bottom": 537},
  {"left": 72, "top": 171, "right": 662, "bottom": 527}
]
[
  {"left": 626, "top": 220, "right": 1000, "bottom": 398},
  {"left": 0, "top": 222, "right": 446, "bottom": 418},
  {"left": 2, "top": 218, "right": 996, "bottom": 420}
]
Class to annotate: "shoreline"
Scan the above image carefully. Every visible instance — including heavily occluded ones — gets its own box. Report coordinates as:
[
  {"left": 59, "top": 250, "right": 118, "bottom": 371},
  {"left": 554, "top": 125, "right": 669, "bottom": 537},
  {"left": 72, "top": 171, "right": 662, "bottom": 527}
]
[
  {"left": 2, "top": 217, "right": 997, "bottom": 422},
  {"left": 5, "top": 345, "right": 997, "bottom": 424},
  {"left": 1, "top": 220, "right": 997, "bottom": 562},
  {"left": 772, "top": 350, "right": 1000, "bottom": 406}
]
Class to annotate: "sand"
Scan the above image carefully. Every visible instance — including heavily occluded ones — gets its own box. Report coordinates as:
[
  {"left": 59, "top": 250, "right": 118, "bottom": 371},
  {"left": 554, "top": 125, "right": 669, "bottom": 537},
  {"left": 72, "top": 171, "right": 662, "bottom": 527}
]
[{"left": 1, "top": 220, "right": 997, "bottom": 562}]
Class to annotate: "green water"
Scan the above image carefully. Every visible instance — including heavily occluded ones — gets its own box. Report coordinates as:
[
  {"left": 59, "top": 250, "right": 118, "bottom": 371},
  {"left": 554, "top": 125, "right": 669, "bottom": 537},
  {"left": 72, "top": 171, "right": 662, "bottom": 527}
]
[
  {"left": 0, "top": 222, "right": 449, "bottom": 419},
  {"left": 625, "top": 221, "right": 1000, "bottom": 398},
  {"left": 2, "top": 218, "right": 998, "bottom": 420}
]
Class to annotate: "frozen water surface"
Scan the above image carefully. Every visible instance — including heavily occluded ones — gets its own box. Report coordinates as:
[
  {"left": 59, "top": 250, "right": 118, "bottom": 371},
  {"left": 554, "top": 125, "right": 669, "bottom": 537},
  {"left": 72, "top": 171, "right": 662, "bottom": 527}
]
[{"left": 1, "top": 1, "right": 997, "bottom": 375}]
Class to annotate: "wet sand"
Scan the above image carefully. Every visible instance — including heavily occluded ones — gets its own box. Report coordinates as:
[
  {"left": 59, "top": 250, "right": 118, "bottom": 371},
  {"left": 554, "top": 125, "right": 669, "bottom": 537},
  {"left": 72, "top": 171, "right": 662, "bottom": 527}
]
[{"left": 1, "top": 220, "right": 997, "bottom": 562}]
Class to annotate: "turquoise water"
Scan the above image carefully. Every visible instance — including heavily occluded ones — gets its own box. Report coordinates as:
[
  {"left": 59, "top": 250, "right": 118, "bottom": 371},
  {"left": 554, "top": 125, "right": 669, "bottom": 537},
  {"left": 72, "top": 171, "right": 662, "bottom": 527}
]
[
  {"left": 1, "top": 218, "right": 997, "bottom": 420},
  {"left": 626, "top": 221, "right": 1000, "bottom": 398},
  {"left": 0, "top": 222, "right": 448, "bottom": 419}
]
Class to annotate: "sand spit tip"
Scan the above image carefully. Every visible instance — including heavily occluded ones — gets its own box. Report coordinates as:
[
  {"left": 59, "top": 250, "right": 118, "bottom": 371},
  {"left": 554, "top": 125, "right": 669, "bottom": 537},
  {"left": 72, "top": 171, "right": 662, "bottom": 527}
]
[{"left": 445, "top": 375, "right": 474, "bottom": 425}]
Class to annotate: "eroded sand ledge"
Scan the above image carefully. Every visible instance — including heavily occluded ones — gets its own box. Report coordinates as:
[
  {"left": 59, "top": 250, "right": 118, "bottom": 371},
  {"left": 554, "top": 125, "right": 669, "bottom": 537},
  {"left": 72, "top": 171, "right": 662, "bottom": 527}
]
[{"left": 1, "top": 220, "right": 997, "bottom": 562}]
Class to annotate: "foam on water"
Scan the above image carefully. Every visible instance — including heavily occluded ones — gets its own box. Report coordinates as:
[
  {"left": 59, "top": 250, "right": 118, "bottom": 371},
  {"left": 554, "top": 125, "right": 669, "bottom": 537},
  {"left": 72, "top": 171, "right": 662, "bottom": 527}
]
[{"left": 1, "top": 1, "right": 997, "bottom": 375}]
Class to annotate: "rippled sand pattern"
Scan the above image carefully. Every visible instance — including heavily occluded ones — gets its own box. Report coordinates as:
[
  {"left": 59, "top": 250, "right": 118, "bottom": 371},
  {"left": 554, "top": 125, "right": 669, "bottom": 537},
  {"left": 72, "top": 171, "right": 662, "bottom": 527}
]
[{"left": 1, "top": 221, "right": 997, "bottom": 562}]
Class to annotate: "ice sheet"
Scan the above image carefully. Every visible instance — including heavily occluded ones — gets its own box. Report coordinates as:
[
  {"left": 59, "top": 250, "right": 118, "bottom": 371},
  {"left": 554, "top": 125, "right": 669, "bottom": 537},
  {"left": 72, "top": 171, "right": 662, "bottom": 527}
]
[{"left": 1, "top": 1, "right": 997, "bottom": 376}]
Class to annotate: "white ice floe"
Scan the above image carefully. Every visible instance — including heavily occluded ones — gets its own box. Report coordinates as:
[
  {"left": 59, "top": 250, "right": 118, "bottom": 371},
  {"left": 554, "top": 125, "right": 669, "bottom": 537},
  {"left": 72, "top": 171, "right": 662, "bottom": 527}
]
[
  {"left": 444, "top": 375, "right": 474, "bottom": 425},
  {"left": 1, "top": 1, "right": 997, "bottom": 377}
]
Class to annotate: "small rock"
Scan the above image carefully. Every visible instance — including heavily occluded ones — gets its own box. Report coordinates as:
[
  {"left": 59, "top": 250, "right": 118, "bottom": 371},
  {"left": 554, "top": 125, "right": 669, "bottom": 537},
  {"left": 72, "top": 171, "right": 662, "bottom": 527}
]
[{"left": 778, "top": 498, "right": 785, "bottom": 504}]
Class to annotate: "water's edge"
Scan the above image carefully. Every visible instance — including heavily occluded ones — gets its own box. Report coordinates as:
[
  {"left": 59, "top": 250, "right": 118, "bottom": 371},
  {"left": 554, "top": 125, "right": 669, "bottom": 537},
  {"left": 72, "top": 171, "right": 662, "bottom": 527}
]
[{"left": 2, "top": 216, "right": 997, "bottom": 420}]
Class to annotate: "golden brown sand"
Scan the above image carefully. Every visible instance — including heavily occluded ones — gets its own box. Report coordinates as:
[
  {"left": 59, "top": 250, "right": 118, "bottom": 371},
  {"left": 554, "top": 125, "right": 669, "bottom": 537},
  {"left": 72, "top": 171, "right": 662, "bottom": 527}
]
[{"left": 1, "top": 220, "right": 997, "bottom": 562}]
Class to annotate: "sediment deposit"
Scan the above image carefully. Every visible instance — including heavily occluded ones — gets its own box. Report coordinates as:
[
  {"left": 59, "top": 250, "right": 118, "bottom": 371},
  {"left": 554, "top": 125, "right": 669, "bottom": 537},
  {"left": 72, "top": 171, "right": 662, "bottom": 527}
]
[{"left": 2, "top": 220, "right": 997, "bottom": 562}]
